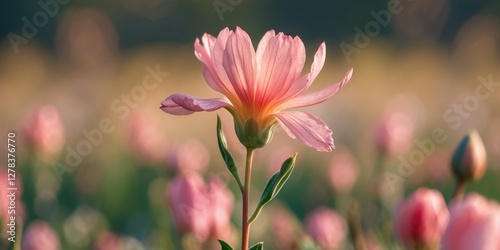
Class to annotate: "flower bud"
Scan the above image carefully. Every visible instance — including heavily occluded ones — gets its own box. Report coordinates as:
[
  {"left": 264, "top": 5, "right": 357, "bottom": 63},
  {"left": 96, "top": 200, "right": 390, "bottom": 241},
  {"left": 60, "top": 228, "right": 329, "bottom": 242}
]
[
  {"left": 234, "top": 118, "right": 277, "bottom": 149},
  {"left": 94, "top": 232, "right": 121, "bottom": 250},
  {"left": 441, "top": 193, "right": 500, "bottom": 250},
  {"left": 167, "top": 173, "right": 210, "bottom": 241},
  {"left": 22, "top": 221, "right": 60, "bottom": 250},
  {"left": 126, "top": 109, "right": 167, "bottom": 164},
  {"left": 304, "top": 207, "right": 347, "bottom": 249},
  {"left": 269, "top": 204, "right": 299, "bottom": 249},
  {"left": 167, "top": 173, "right": 235, "bottom": 243},
  {"left": 328, "top": 149, "right": 359, "bottom": 193},
  {"left": 23, "top": 105, "right": 65, "bottom": 161},
  {"left": 167, "top": 139, "right": 209, "bottom": 174},
  {"left": 207, "top": 177, "right": 233, "bottom": 240},
  {"left": 373, "top": 111, "right": 414, "bottom": 156},
  {"left": 451, "top": 130, "right": 487, "bottom": 182},
  {"left": 393, "top": 188, "right": 449, "bottom": 249}
]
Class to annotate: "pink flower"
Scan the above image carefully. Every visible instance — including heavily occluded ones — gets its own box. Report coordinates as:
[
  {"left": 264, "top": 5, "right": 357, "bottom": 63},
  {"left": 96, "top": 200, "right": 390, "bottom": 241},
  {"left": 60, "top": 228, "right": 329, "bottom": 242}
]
[
  {"left": 441, "top": 193, "right": 500, "bottom": 250},
  {"left": 269, "top": 204, "right": 299, "bottom": 249},
  {"left": 167, "top": 173, "right": 211, "bottom": 241},
  {"left": 167, "top": 173, "right": 234, "bottom": 243},
  {"left": 161, "top": 27, "right": 352, "bottom": 151},
  {"left": 425, "top": 150, "right": 451, "bottom": 183},
  {"left": 22, "top": 221, "right": 60, "bottom": 250},
  {"left": 304, "top": 207, "right": 347, "bottom": 249},
  {"left": 328, "top": 149, "right": 359, "bottom": 193},
  {"left": 126, "top": 109, "right": 168, "bottom": 164},
  {"left": 393, "top": 188, "right": 449, "bottom": 249},
  {"left": 94, "top": 232, "right": 121, "bottom": 250},
  {"left": 373, "top": 111, "right": 414, "bottom": 156},
  {"left": 207, "top": 177, "right": 234, "bottom": 240},
  {"left": 166, "top": 139, "right": 210, "bottom": 174},
  {"left": 23, "top": 105, "right": 65, "bottom": 161}
]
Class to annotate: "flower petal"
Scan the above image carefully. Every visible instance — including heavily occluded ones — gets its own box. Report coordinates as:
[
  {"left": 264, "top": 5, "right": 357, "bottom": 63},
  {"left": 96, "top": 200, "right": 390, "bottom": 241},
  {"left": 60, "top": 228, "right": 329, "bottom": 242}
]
[
  {"left": 222, "top": 27, "right": 256, "bottom": 104},
  {"left": 160, "top": 94, "right": 232, "bottom": 115},
  {"left": 282, "top": 42, "right": 327, "bottom": 100},
  {"left": 212, "top": 28, "right": 233, "bottom": 86},
  {"left": 255, "top": 29, "right": 276, "bottom": 72},
  {"left": 279, "top": 68, "right": 352, "bottom": 110},
  {"left": 257, "top": 33, "right": 304, "bottom": 107},
  {"left": 201, "top": 33, "right": 216, "bottom": 57},
  {"left": 308, "top": 42, "right": 327, "bottom": 87},
  {"left": 273, "top": 111, "right": 334, "bottom": 152},
  {"left": 194, "top": 32, "right": 237, "bottom": 100}
]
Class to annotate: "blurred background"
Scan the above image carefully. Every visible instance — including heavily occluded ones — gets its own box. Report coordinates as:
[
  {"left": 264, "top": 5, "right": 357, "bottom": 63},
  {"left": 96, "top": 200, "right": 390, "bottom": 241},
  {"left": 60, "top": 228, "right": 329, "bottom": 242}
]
[{"left": 1, "top": 0, "right": 500, "bottom": 249}]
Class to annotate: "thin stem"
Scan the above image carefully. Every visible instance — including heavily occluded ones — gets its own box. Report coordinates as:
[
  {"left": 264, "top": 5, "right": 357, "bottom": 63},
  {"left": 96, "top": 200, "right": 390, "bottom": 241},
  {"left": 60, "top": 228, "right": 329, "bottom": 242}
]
[
  {"left": 452, "top": 179, "right": 467, "bottom": 202},
  {"left": 347, "top": 201, "right": 366, "bottom": 250},
  {"left": 241, "top": 148, "right": 255, "bottom": 250}
]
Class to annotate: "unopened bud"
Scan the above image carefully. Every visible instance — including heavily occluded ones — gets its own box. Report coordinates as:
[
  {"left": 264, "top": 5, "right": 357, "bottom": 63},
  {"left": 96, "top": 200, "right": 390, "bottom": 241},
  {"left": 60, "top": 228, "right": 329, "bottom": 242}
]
[
  {"left": 451, "top": 130, "right": 487, "bottom": 182},
  {"left": 23, "top": 105, "right": 65, "bottom": 161},
  {"left": 234, "top": 117, "right": 277, "bottom": 149}
]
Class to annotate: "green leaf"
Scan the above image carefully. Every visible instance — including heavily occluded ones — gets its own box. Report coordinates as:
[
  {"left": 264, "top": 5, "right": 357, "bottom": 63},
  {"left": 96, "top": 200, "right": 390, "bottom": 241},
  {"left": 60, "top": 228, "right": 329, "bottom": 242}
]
[
  {"left": 218, "top": 239, "right": 234, "bottom": 250},
  {"left": 249, "top": 153, "right": 297, "bottom": 223},
  {"left": 217, "top": 116, "right": 243, "bottom": 191},
  {"left": 249, "top": 242, "right": 264, "bottom": 250}
]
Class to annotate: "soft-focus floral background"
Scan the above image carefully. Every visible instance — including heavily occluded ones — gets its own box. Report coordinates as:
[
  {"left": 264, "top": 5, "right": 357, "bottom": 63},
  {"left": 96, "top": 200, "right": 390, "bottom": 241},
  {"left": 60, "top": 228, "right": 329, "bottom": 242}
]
[{"left": 1, "top": 0, "right": 500, "bottom": 249}]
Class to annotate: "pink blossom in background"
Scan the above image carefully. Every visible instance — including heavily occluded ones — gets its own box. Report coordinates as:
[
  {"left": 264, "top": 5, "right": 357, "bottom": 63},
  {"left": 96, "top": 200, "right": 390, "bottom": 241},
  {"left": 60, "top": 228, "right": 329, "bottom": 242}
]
[
  {"left": 328, "top": 149, "right": 359, "bottom": 193},
  {"left": 166, "top": 139, "right": 210, "bottom": 174},
  {"left": 304, "top": 207, "right": 347, "bottom": 249},
  {"left": 22, "top": 221, "right": 60, "bottom": 250},
  {"left": 167, "top": 173, "right": 210, "bottom": 241},
  {"left": 441, "top": 193, "right": 500, "bottom": 250},
  {"left": 161, "top": 27, "right": 353, "bottom": 151},
  {"left": 425, "top": 149, "right": 451, "bottom": 183},
  {"left": 94, "top": 231, "right": 121, "bottom": 250},
  {"left": 393, "top": 188, "right": 449, "bottom": 249},
  {"left": 23, "top": 105, "right": 65, "bottom": 161},
  {"left": 166, "top": 173, "right": 234, "bottom": 243},
  {"left": 373, "top": 111, "right": 414, "bottom": 156},
  {"left": 207, "top": 177, "right": 234, "bottom": 240},
  {"left": 269, "top": 204, "right": 299, "bottom": 249},
  {"left": 365, "top": 231, "right": 383, "bottom": 250},
  {"left": 126, "top": 109, "right": 168, "bottom": 164}
]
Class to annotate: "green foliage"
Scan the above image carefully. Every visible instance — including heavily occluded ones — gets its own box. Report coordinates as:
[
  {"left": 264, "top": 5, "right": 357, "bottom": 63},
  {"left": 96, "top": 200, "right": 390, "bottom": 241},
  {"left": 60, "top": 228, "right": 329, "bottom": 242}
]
[
  {"left": 217, "top": 116, "right": 244, "bottom": 191},
  {"left": 218, "top": 239, "right": 234, "bottom": 250},
  {"left": 249, "top": 242, "right": 264, "bottom": 250},
  {"left": 249, "top": 153, "right": 297, "bottom": 223}
]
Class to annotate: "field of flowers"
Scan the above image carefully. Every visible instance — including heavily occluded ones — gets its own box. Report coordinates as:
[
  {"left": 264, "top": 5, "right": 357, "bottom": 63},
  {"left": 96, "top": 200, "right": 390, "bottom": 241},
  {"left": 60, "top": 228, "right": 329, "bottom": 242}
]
[{"left": 1, "top": 1, "right": 499, "bottom": 250}]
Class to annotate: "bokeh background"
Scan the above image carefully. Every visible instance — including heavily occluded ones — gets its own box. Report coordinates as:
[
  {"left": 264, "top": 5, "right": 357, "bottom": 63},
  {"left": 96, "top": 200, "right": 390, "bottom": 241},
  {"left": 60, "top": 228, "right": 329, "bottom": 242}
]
[{"left": 1, "top": 0, "right": 500, "bottom": 249}]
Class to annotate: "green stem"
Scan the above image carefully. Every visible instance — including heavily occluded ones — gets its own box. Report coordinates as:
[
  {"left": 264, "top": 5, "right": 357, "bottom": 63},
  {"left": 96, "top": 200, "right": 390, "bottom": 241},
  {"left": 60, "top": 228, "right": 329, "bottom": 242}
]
[
  {"left": 347, "top": 202, "right": 366, "bottom": 250},
  {"left": 241, "top": 148, "right": 255, "bottom": 250},
  {"left": 452, "top": 179, "right": 467, "bottom": 202}
]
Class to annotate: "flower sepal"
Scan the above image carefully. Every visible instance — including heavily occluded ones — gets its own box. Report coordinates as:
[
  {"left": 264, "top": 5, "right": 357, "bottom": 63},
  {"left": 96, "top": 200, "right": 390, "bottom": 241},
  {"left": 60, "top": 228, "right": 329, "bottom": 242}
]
[{"left": 234, "top": 117, "right": 277, "bottom": 149}]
